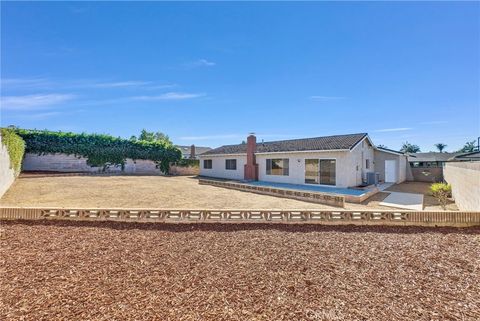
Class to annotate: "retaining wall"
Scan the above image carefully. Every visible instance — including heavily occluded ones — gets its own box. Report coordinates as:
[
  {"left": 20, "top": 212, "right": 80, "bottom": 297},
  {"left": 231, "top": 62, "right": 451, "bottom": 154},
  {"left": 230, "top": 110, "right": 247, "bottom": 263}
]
[
  {"left": 1, "top": 207, "right": 479, "bottom": 227},
  {"left": 444, "top": 161, "right": 480, "bottom": 211}
]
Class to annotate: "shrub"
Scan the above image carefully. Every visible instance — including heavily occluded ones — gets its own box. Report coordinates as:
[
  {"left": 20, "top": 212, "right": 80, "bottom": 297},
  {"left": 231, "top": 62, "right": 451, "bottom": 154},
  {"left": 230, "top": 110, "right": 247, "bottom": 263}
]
[
  {"left": 0, "top": 128, "right": 26, "bottom": 176},
  {"left": 15, "top": 129, "right": 182, "bottom": 174},
  {"left": 430, "top": 183, "right": 452, "bottom": 210},
  {"left": 174, "top": 159, "right": 200, "bottom": 168}
]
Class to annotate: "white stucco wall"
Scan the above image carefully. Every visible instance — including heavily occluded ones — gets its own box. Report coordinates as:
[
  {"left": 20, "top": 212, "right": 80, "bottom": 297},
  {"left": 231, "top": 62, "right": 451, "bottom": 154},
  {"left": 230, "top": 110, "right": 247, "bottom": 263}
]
[
  {"left": 0, "top": 136, "right": 16, "bottom": 198},
  {"left": 373, "top": 150, "right": 408, "bottom": 184},
  {"left": 22, "top": 153, "right": 163, "bottom": 174},
  {"left": 199, "top": 155, "right": 247, "bottom": 180},
  {"left": 199, "top": 137, "right": 376, "bottom": 188}
]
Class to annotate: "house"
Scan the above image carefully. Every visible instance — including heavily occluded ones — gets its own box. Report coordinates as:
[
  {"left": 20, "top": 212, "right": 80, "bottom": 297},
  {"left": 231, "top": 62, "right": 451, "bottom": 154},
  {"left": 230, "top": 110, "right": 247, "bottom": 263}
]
[
  {"left": 407, "top": 152, "right": 459, "bottom": 182},
  {"left": 449, "top": 151, "right": 480, "bottom": 162},
  {"left": 175, "top": 145, "right": 212, "bottom": 159},
  {"left": 199, "top": 133, "right": 408, "bottom": 188}
]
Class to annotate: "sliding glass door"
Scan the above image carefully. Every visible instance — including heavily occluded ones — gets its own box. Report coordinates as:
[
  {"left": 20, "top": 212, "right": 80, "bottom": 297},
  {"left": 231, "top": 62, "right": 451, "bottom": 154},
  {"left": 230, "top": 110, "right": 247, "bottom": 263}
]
[{"left": 305, "top": 159, "right": 336, "bottom": 185}]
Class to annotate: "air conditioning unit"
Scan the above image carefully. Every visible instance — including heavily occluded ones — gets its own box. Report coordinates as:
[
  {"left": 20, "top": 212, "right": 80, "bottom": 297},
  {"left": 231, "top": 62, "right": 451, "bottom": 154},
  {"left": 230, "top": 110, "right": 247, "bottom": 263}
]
[{"left": 366, "top": 172, "right": 379, "bottom": 186}]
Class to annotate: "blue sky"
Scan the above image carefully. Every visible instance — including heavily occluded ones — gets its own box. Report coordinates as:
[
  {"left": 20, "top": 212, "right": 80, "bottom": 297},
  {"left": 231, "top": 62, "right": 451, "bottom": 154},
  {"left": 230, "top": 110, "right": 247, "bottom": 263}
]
[{"left": 1, "top": 2, "right": 479, "bottom": 152}]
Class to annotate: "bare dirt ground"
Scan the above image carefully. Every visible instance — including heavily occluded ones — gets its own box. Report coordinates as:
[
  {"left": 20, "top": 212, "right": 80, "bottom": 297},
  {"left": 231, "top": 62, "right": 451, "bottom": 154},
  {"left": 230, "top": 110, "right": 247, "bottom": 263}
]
[
  {"left": 386, "top": 181, "right": 458, "bottom": 211},
  {"left": 0, "top": 174, "right": 401, "bottom": 210},
  {"left": 1, "top": 220, "right": 479, "bottom": 320}
]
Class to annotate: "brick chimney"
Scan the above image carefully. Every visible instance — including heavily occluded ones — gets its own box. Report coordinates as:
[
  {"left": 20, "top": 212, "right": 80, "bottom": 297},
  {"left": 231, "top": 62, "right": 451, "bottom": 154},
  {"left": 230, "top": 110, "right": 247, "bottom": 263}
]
[
  {"left": 244, "top": 134, "right": 258, "bottom": 181},
  {"left": 190, "top": 144, "right": 196, "bottom": 159}
]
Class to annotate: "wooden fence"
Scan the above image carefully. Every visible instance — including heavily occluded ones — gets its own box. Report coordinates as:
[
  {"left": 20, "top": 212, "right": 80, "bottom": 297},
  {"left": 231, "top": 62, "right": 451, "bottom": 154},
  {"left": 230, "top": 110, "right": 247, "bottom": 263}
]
[{"left": 1, "top": 207, "right": 479, "bottom": 227}]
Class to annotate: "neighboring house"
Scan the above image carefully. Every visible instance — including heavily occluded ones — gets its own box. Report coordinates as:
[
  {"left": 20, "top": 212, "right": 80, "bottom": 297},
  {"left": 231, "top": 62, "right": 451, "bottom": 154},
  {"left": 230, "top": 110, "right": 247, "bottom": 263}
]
[
  {"left": 449, "top": 151, "right": 480, "bottom": 162},
  {"left": 407, "top": 152, "right": 459, "bottom": 182},
  {"left": 199, "top": 133, "right": 408, "bottom": 187},
  {"left": 176, "top": 145, "right": 212, "bottom": 159}
]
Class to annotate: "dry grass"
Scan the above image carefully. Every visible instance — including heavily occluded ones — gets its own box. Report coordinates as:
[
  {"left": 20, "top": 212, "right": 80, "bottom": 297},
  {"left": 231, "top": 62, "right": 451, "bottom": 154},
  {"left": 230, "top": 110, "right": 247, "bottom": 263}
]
[
  {"left": 0, "top": 174, "right": 398, "bottom": 210},
  {"left": 1, "top": 220, "right": 479, "bottom": 320},
  {"left": 386, "top": 182, "right": 458, "bottom": 211}
]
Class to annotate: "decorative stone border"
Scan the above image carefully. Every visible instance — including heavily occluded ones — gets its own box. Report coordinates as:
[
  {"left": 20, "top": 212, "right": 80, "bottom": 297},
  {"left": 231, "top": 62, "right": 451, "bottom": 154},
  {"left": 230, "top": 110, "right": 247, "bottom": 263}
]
[{"left": 1, "top": 207, "right": 479, "bottom": 227}]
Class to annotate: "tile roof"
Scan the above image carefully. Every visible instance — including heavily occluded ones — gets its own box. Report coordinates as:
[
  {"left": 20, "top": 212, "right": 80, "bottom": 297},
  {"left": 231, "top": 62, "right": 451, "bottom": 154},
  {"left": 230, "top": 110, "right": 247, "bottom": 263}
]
[
  {"left": 176, "top": 145, "right": 212, "bottom": 156},
  {"left": 201, "top": 133, "right": 368, "bottom": 156},
  {"left": 407, "top": 152, "right": 459, "bottom": 162}
]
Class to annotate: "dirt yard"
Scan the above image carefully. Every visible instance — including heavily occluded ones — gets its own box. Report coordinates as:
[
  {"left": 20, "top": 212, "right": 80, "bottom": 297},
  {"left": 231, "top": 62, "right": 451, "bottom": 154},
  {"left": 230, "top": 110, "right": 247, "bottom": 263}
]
[
  {"left": 386, "top": 181, "right": 458, "bottom": 211},
  {"left": 1, "top": 220, "right": 478, "bottom": 320},
  {"left": 0, "top": 174, "right": 401, "bottom": 210}
]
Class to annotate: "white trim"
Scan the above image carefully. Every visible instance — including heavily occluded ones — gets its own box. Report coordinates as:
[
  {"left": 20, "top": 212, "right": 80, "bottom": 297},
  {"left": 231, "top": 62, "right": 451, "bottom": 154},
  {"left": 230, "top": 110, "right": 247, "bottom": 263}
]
[
  {"left": 349, "top": 135, "right": 371, "bottom": 151},
  {"left": 375, "top": 147, "right": 405, "bottom": 156}
]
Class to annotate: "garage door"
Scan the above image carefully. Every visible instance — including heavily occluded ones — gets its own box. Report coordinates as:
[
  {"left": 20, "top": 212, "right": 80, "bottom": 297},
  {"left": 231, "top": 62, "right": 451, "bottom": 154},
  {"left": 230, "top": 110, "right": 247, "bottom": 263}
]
[{"left": 385, "top": 160, "right": 397, "bottom": 183}]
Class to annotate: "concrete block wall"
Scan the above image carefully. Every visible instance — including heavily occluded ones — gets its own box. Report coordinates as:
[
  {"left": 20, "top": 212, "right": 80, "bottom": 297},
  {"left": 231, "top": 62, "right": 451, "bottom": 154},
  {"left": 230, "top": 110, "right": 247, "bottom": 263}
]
[
  {"left": 444, "top": 161, "right": 480, "bottom": 211},
  {"left": 22, "top": 153, "right": 163, "bottom": 175},
  {"left": 0, "top": 136, "right": 16, "bottom": 198}
]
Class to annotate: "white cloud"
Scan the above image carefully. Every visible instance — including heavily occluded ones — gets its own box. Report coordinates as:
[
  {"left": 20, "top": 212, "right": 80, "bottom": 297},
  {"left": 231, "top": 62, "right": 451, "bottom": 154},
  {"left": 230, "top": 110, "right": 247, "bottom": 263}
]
[
  {"left": 184, "top": 59, "right": 216, "bottom": 69},
  {"left": 310, "top": 96, "right": 346, "bottom": 101},
  {"left": 90, "top": 81, "right": 152, "bottom": 88},
  {"left": 1, "top": 94, "right": 76, "bottom": 110},
  {"left": 374, "top": 127, "right": 413, "bottom": 133},
  {"left": 1, "top": 78, "right": 54, "bottom": 89},
  {"left": 132, "top": 92, "right": 205, "bottom": 101}
]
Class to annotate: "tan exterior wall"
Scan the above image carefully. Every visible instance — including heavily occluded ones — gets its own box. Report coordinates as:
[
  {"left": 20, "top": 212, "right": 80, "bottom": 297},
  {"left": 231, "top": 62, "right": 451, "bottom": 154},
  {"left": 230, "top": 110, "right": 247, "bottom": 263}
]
[
  {"left": 22, "top": 153, "right": 163, "bottom": 175},
  {"left": 0, "top": 136, "right": 16, "bottom": 198},
  {"left": 444, "top": 161, "right": 480, "bottom": 211},
  {"left": 373, "top": 150, "right": 407, "bottom": 183}
]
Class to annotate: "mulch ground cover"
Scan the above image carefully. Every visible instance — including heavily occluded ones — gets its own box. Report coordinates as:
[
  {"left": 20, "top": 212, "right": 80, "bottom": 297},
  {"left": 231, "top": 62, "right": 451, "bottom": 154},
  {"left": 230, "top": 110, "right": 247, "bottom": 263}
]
[{"left": 1, "top": 220, "right": 479, "bottom": 321}]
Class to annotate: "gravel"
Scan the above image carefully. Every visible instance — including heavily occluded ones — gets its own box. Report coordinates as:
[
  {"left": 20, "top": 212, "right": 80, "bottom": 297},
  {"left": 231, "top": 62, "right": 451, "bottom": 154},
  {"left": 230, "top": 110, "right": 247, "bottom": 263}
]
[{"left": 1, "top": 220, "right": 479, "bottom": 321}]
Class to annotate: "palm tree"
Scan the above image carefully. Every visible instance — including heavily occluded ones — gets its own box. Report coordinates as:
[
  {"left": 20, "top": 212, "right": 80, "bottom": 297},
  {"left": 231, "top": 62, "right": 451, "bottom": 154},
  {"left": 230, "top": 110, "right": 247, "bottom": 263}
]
[
  {"left": 400, "top": 142, "right": 421, "bottom": 153},
  {"left": 434, "top": 143, "right": 447, "bottom": 153}
]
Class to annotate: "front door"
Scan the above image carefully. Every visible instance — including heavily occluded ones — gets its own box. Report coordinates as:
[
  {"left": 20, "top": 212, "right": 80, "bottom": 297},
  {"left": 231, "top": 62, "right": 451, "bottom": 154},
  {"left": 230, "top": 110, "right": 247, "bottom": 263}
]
[{"left": 305, "top": 159, "right": 336, "bottom": 185}]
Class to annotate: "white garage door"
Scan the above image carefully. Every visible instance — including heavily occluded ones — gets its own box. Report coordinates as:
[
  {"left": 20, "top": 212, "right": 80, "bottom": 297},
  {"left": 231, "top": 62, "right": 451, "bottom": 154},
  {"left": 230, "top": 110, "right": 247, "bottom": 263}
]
[{"left": 385, "top": 160, "right": 397, "bottom": 183}]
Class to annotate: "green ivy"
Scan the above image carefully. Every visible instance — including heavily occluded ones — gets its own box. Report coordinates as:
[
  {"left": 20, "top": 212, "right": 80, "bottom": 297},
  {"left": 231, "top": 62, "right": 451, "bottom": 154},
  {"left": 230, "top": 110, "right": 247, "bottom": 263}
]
[
  {"left": 15, "top": 129, "right": 182, "bottom": 174},
  {"left": 0, "top": 128, "right": 26, "bottom": 176}
]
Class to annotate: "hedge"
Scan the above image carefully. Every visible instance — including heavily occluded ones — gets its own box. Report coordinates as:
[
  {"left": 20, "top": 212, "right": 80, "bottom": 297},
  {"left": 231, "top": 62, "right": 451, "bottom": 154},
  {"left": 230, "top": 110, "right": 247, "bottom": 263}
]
[
  {"left": 0, "top": 128, "right": 26, "bottom": 176},
  {"left": 174, "top": 159, "right": 200, "bottom": 168},
  {"left": 15, "top": 129, "right": 182, "bottom": 174}
]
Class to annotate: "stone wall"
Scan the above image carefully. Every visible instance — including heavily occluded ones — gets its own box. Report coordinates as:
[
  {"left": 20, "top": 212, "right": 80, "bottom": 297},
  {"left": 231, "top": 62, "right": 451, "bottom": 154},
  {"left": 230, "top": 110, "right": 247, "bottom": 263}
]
[
  {"left": 410, "top": 167, "right": 443, "bottom": 183},
  {"left": 22, "top": 153, "right": 163, "bottom": 175},
  {"left": 0, "top": 136, "right": 16, "bottom": 198},
  {"left": 444, "top": 161, "right": 480, "bottom": 211}
]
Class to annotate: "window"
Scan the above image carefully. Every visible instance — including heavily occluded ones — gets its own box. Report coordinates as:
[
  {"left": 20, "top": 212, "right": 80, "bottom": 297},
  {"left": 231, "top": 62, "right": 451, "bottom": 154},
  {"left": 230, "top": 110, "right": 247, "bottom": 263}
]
[
  {"left": 366, "top": 159, "right": 370, "bottom": 169},
  {"left": 225, "top": 159, "right": 237, "bottom": 170},
  {"left": 305, "top": 159, "right": 336, "bottom": 185},
  {"left": 266, "top": 159, "right": 289, "bottom": 176},
  {"left": 203, "top": 159, "right": 212, "bottom": 169}
]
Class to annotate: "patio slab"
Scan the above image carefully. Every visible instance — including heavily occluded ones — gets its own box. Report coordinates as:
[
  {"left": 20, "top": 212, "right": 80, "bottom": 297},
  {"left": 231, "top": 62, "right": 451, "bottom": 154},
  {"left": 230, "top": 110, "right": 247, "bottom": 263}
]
[{"left": 380, "top": 192, "right": 424, "bottom": 210}]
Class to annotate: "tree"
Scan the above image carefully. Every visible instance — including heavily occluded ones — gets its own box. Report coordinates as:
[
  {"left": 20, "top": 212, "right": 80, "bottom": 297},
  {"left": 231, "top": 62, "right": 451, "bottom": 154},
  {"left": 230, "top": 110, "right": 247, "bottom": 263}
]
[
  {"left": 377, "top": 144, "right": 388, "bottom": 149},
  {"left": 138, "top": 129, "right": 171, "bottom": 144},
  {"left": 400, "top": 141, "right": 420, "bottom": 153},
  {"left": 458, "top": 140, "right": 477, "bottom": 153},
  {"left": 434, "top": 143, "right": 447, "bottom": 153}
]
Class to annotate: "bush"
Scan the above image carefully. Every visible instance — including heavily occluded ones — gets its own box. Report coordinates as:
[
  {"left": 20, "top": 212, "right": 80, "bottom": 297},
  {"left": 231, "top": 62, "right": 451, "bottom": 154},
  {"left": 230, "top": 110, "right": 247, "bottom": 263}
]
[
  {"left": 15, "top": 129, "right": 182, "bottom": 174},
  {"left": 430, "top": 183, "right": 452, "bottom": 210},
  {"left": 0, "top": 128, "right": 26, "bottom": 176},
  {"left": 174, "top": 159, "right": 200, "bottom": 168}
]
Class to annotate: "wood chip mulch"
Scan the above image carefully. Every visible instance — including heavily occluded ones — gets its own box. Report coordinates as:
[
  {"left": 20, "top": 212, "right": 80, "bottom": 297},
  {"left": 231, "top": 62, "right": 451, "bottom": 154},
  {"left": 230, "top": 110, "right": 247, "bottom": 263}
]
[{"left": 1, "top": 220, "right": 479, "bottom": 321}]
